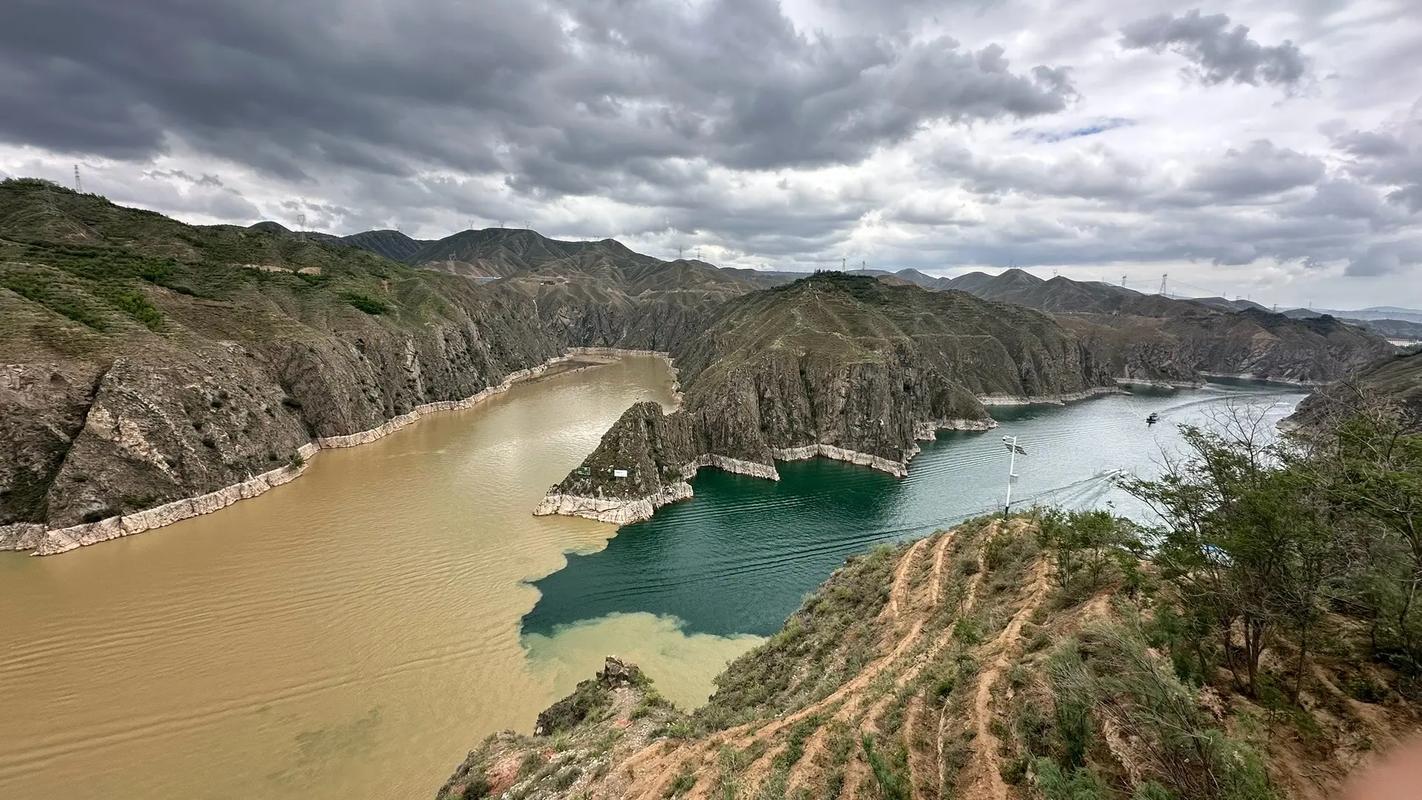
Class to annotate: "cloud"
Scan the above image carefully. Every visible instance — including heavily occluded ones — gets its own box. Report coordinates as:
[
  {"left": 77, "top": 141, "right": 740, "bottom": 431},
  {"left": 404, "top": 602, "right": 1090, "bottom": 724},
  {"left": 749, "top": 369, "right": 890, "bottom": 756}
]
[
  {"left": 1347, "top": 238, "right": 1422, "bottom": 276},
  {"left": 1187, "top": 140, "right": 1325, "bottom": 199},
  {"left": 1120, "top": 9, "right": 1308, "bottom": 90},
  {"left": 0, "top": 0, "right": 1419, "bottom": 308},
  {"left": 0, "top": 0, "right": 1074, "bottom": 187},
  {"left": 1329, "top": 100, "right": 1422, "bottom": 213}
]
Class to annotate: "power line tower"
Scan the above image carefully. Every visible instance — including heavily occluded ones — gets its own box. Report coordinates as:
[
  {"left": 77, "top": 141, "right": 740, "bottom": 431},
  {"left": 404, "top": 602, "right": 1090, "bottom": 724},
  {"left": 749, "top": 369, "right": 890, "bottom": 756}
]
[
  {"left": 841, "top": 257, "right": 847, "bottom": 270},
  {"left": 73, "top": 164, "right": 82, "bottom": 193},
  {"left": 1158, "top": 273, "right": 1169, "bottom": 297},
  {"left": 1120, "top": 274, "right": 1127, "bottom": 288}
]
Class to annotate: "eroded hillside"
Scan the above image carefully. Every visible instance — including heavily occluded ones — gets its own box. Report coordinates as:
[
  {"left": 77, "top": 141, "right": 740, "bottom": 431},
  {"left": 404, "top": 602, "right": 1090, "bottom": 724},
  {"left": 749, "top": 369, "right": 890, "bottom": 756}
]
[
  {"left": 537, "top": 273, "right": 1114, "bottom": 523},
  {"left": 0, "top": 179, "right": 751, "bottom": 552},
  {"left": 438, "top": 516, "right": 1420, "bottom": 800}
]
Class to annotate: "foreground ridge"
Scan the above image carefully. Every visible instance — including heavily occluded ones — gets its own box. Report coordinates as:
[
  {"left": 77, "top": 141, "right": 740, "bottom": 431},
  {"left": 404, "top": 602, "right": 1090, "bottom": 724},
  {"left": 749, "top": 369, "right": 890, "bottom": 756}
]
[{"left": 438, "top": 515, "right": 1422, "bottom": 800}]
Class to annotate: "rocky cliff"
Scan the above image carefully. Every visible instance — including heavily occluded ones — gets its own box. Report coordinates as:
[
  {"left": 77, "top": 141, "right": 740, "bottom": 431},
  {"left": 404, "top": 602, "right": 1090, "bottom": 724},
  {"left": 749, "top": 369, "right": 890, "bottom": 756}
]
[
  {"left": 0, "top": 179, "right": 746, "bottom": 553},
  {"left": 538, "top": 274, "right": 1115, "bottom": 523},
  {"left": 937, "top": 269, "right": 1395, "bottom": 385},
  {"left": 1290, "top": 348, "right": 1422, "bottom": 431}
]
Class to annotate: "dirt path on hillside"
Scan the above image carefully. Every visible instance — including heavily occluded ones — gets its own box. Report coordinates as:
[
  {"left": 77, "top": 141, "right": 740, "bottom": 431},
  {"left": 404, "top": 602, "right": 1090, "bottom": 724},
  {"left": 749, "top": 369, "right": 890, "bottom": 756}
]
[
  {"left": 955, "top": 560, "right": 1050, "bottom": 800},
  {"left": 637, "top": 534, "right": 940, "bottom": 800},
  {"left": 627, "top": 524, "right": 1032, "bottom": 800}
]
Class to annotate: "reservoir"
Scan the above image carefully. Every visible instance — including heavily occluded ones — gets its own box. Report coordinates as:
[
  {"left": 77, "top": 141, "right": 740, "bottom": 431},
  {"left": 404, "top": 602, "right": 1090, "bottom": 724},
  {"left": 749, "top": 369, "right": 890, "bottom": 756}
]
[
  {"left": 0, "top": 356, "right": 759, "bottom": 800},
  {"left": 0, "top": 359, "right": 1304, "bottom": 800},
  {"left": 525, "top": 380, "right": 1306, "bottom": 637}
]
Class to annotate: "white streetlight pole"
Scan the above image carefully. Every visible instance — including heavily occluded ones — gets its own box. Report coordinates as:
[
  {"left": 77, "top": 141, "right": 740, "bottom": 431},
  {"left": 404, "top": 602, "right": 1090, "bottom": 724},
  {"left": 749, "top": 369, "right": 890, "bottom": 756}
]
[{"left": 1002, "top": 435, "right": 1025, "bottom": 516}]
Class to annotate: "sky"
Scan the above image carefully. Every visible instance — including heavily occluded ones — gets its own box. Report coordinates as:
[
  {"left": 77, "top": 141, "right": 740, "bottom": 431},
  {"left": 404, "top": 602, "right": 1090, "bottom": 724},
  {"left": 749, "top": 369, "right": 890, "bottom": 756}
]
[{"left": 1, "top": 0, "right": 1420, "bottom": 309}]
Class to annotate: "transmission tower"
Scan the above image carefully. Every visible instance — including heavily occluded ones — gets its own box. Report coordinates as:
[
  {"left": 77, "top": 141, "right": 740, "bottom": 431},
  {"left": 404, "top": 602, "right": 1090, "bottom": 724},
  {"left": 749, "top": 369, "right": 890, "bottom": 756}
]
[
  {"left": 73, "top": 164, "right": 82, "bottom": 193},
  {"left": 1158, "top": 273, "right": 1169, "bottom": 297},
  {"left": 1120, "top": 274, "right": 1127, "bottom": 288}
]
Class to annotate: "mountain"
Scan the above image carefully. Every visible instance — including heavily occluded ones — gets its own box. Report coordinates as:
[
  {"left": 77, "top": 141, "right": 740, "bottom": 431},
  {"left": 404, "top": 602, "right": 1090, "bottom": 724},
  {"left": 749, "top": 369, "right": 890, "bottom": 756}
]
[
  {"left": 536, "top": 273, "right": 1113, "bottom": 524},
  {"left": 1285, "top": 305, "right": 1422, "bottom": 325},
  {"left": 935, "top": 270, "right": 1393, "bottom": 384},
  {"left": 401, "top": 228, "right": 659, "bottom": 279},
  {"left": 1292, "top": 348, "right": 1422, "bottom": 431},
  {"left": 1356, "top": 318, "right": 1422, "bottom": 342},
  {"left": 1278, "top": 311, "right": 1422, "bottom": 343},
  {"left": 1191, "top": 296, "right": 1270, "bottom": 313},
  {"left": 439, "top": 514, "right": 1419, "bottom": 800},
  {"left": 339, "top": 228, "right": 427, "bottom": 262},
  {"left": 0, "top": 179, "right": 749, "bottom": 553}
]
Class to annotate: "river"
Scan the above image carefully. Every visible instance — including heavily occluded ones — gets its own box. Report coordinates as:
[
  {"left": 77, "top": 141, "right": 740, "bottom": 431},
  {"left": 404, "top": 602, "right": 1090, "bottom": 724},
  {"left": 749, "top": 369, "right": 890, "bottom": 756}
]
[
  {"left": 0, "top": 355, "right": 756, "bottom": 800},
  {"left": 0, "top": 360, "right": 1305, "bottom": 800}
]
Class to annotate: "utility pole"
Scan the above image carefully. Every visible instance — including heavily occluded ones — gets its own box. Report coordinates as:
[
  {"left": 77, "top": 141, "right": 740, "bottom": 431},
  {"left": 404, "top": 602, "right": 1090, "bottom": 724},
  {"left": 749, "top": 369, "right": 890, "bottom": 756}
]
[
  {"left": 73, "top": 164, "right": 82, "bottom": 193},
  {"left": 1002, "top": 435, "right": 1026, "bottom": 516}
]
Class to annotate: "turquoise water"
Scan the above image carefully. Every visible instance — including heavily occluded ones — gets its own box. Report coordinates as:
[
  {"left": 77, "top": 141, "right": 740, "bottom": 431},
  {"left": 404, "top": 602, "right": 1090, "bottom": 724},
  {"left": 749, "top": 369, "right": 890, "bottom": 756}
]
[{"left": 523, "top": 382, "right": 1304, "bottom": 638}]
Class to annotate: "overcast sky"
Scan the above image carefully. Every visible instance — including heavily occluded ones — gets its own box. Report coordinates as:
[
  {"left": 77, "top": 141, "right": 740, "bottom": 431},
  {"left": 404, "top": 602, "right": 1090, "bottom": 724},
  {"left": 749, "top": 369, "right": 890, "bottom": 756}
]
[{"left": 2, "top": 0, "right": 1420, "bottom": 308}]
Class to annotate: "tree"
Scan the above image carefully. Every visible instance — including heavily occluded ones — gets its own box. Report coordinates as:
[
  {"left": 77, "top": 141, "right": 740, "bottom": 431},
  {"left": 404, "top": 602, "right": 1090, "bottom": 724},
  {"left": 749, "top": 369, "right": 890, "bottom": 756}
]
[
  {"left": 1123, "top": 404, "right": 1348, "bottom": 697},
  {"left": 1301, "top": 397, "right": 1422, "bottom": 669}
]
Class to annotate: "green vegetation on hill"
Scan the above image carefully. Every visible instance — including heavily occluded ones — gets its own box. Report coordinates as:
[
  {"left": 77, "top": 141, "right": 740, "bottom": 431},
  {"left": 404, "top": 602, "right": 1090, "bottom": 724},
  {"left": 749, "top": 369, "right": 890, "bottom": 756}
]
[{"left": 0, "top": 179, "right": 569, "bottom": 533}]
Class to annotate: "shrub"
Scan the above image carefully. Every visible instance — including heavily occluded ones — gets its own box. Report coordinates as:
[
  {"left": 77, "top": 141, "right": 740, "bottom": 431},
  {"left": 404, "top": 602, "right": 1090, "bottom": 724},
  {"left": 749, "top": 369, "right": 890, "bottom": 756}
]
[
  {"left": 345, "top": 292, "right": 389, "bottom": 314},
  {"left": 106, "top": 288, "right": 165, "bottom": 331},
  {"left": 860, "top": 735, "right": 908, "bottom": 800},
  {"left": 1034, "top": 759, "right": 1107, "bottom": 800},
  {"left": 664, "top": 766, "right": 696, "bottom": 797},
  {"left": 458, "top": 774, "right": 492, "bottom": 799}
]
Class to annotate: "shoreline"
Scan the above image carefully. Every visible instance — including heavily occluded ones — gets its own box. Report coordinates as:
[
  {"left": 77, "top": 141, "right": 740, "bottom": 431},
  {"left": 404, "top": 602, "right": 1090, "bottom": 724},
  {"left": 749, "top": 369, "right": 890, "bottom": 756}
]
[
  {"left": 536, "top": 379, "right": 1145, "bottom": 528},
  {"left": 536, "top": 416, "right": 1001, "bottom": 526},
  {"left": 978, "top": 385, "right": 1125, "bottom": 406},
  {"left": 1197, "top": 371, "right": 1325, "bottom": 388},
  {"left": 0, "top": 349, "right": 653, "bottom": 557}
]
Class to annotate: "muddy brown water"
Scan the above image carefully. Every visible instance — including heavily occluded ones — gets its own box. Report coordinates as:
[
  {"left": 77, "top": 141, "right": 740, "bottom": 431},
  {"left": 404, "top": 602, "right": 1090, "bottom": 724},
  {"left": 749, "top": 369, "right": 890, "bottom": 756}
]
[{"left": 0, "top": 355, "right": 760, "bottom": 800}]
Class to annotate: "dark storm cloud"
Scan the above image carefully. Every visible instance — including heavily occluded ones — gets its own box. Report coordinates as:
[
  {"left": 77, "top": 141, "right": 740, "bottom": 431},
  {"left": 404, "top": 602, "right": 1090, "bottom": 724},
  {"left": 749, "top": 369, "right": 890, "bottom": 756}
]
[
  {"left": 1186, "top": 140, "right": 1324, "bottom": 199},
  {"left": 1120, "top": 9, "right": 1308, "bottom": 90},
  {"left": 0, "top": 0, "right": 1074, "bottom": 190}
]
